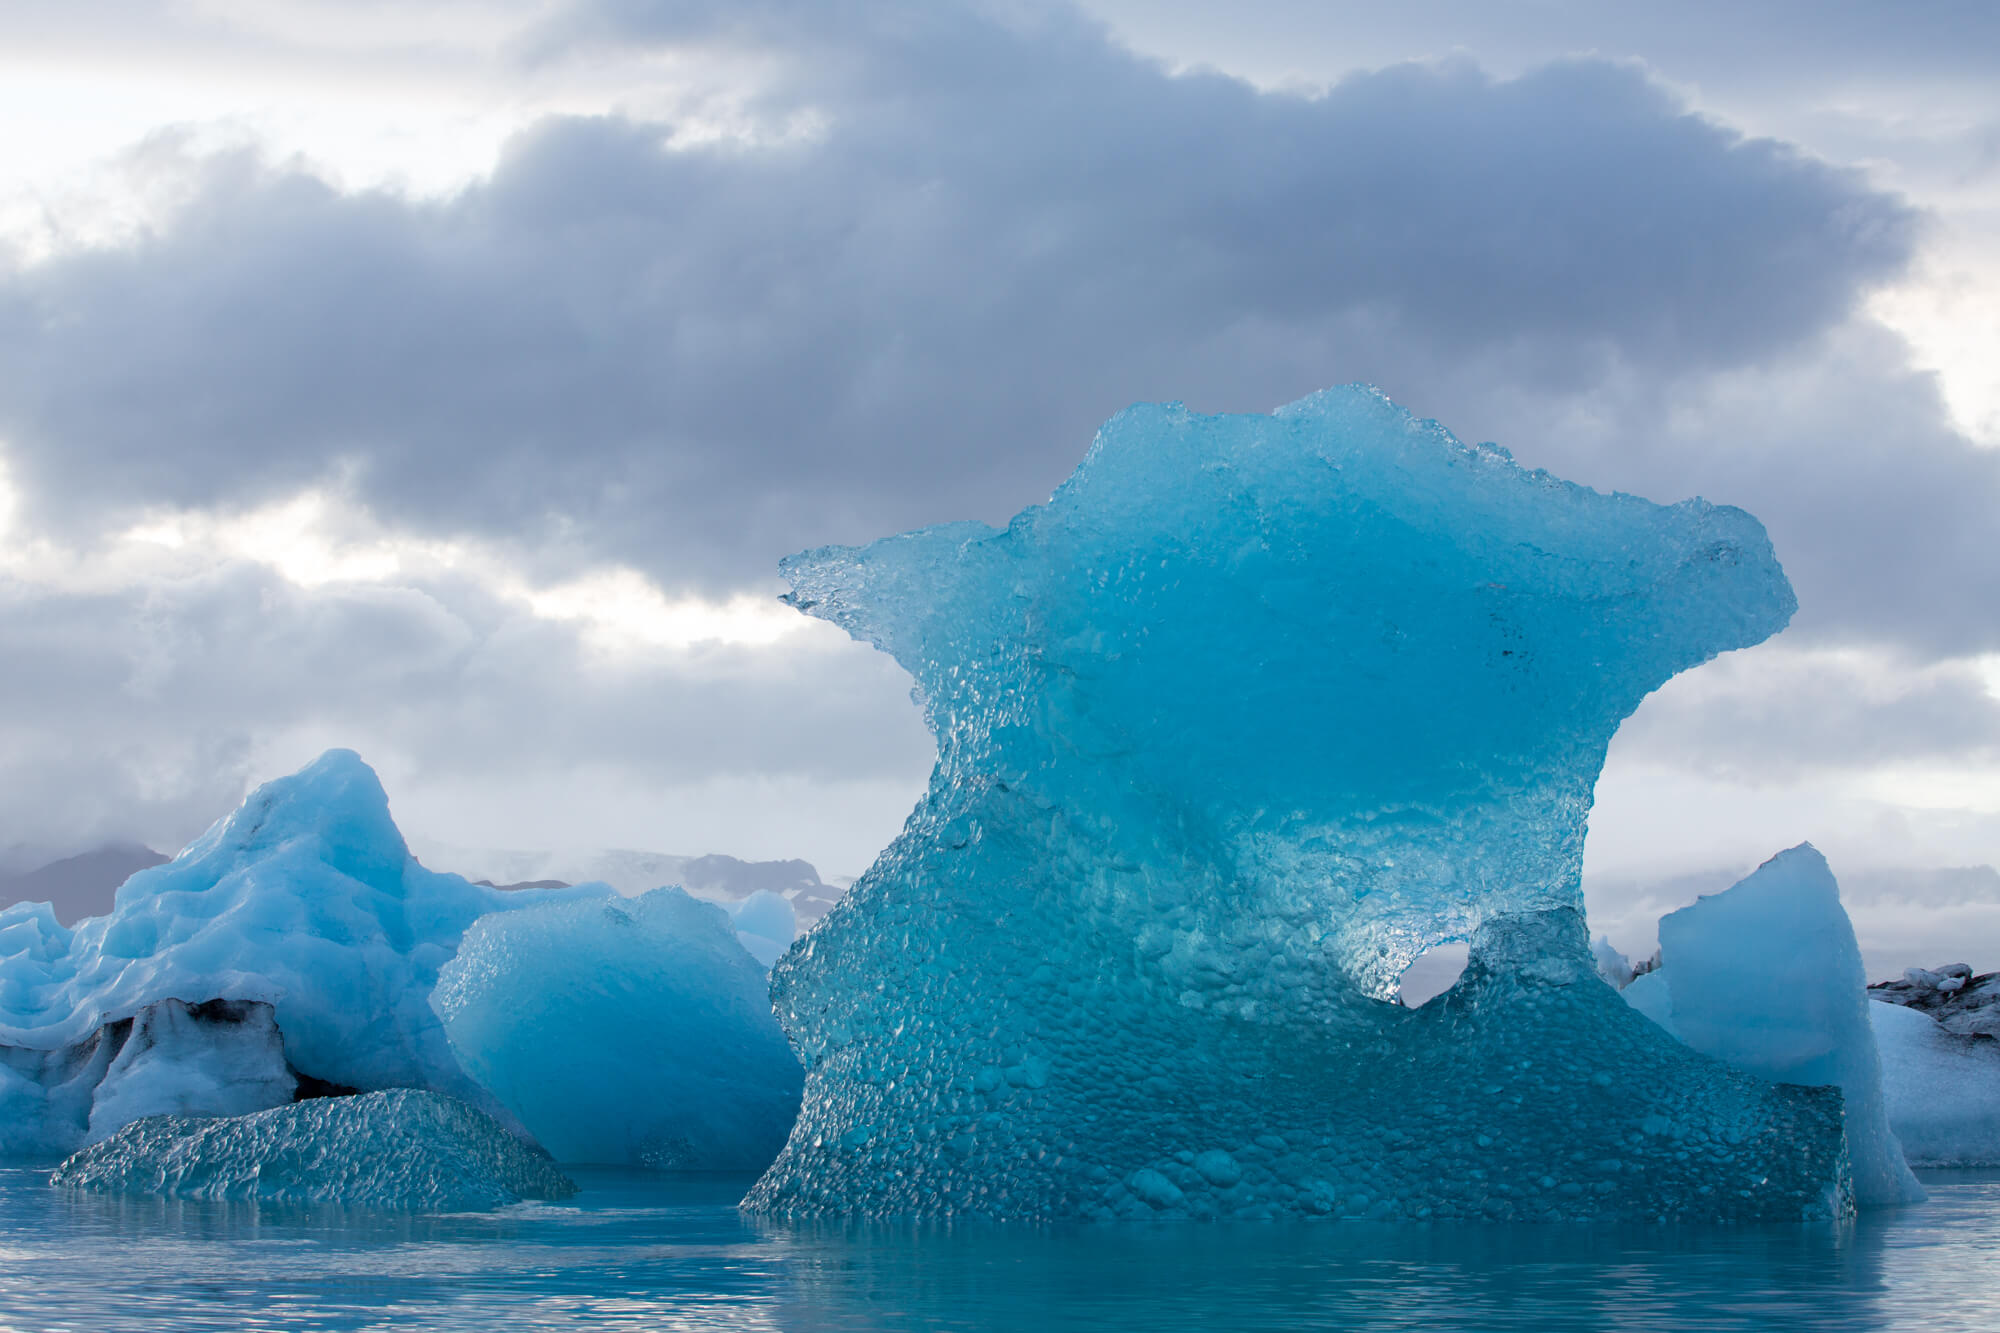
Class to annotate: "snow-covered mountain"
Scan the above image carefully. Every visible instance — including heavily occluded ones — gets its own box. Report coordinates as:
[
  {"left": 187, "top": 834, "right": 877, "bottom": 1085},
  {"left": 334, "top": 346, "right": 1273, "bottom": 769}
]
[
  {"left": 417, "top": 843, "right": 846, "bottom": 921},
  {"left": 0, "top": 844, "right": 169, "bottom": 926},
  {"left": 2, "top": 837, "right": 850, "bottom": 927}
]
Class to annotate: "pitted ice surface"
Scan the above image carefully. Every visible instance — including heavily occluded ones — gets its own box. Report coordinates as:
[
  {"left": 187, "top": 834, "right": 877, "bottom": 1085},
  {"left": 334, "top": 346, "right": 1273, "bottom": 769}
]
[{"left": 745, "top": 386, "right": 1847, "bottom": 1222}]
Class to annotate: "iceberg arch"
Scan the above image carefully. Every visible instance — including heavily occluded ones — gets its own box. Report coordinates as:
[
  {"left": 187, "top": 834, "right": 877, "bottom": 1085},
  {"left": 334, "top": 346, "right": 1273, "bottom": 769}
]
[{"left": 745, "top": 386, "right": 1849, "bottom": 1221}]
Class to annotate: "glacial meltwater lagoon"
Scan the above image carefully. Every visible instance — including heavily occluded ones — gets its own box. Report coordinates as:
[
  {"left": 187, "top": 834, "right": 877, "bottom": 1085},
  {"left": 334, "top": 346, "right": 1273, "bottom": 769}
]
[{"left": 2, "top": 1165, "right": 1998, "bottom": 1332}]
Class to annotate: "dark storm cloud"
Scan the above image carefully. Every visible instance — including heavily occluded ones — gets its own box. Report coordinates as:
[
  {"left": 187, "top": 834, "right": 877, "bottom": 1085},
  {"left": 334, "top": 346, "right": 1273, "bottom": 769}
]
[
  {"left": 0, "top": 0, "right": 1918, "bottom": 598},
  {"left": 1078, "top": 0, "right": 2000, "bottom": 89}
]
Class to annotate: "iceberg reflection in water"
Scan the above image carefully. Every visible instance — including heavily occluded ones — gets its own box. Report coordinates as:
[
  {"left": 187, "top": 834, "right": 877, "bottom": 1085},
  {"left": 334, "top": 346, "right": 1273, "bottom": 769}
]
[{"left": 2, "top": 1164, "right": 1998, "bottom": 1331}]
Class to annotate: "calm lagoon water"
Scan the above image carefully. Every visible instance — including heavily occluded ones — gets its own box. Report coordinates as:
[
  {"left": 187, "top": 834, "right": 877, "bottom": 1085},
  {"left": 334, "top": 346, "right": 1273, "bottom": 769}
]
[{"left": 2, "top": 1164, "right": 1998, "bottom": 1332}]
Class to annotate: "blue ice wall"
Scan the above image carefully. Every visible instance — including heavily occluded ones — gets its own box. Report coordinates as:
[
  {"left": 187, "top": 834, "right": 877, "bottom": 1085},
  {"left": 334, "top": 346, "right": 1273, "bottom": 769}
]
[{"left": 746, "top": 386, "right": 1848, "bottom": 1222}]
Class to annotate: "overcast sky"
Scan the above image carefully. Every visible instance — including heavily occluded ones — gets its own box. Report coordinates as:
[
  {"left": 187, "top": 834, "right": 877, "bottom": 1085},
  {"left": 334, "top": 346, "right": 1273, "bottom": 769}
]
[{"left": 1, "top": 0, "right": 1996, "bottom": 966}]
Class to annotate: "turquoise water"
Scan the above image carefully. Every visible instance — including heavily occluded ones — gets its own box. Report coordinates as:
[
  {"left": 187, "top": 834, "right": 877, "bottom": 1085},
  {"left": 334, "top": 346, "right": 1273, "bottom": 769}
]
[{"left": 2, "top": 1165, "right": 1998, "bottom": 1331}]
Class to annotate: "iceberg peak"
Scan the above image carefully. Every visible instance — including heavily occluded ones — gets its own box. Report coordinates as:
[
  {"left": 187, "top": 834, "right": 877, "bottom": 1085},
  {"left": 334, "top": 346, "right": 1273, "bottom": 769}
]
[{"left": 158, "top": 748, "right": 408, "bottom": 900}]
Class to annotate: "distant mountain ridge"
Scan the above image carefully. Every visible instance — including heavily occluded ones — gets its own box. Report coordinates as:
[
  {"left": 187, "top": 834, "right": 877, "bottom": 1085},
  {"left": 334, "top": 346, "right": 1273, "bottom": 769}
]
[
  {"left": 0, "top": 843, "right": 169, "bottom": 926},
  {"left": 3, "top": 841, "right": 848, "bottom": 926},
  {"left": 413, "top": 843, "right": 846, "bottom": 922}
]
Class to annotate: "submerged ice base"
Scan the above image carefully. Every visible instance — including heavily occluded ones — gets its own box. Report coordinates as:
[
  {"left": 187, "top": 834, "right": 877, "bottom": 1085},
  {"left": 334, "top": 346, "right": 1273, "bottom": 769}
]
[
  {"left": 51, "top": 1089, "right": 577, "bottom": 1211},
  {"left": 747, "top": 386, "right": 1847, "bottom": 1222}
]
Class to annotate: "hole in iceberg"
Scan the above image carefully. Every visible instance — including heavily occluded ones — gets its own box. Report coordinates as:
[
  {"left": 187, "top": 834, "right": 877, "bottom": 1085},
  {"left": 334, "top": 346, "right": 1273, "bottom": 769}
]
[{"left": 1395, "top": 941, "right": 1470, "bottom": 1008}]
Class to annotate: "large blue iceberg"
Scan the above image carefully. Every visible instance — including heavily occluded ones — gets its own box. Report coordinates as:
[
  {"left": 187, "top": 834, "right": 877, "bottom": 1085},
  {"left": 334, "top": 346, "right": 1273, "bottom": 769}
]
[
  {"left": 433, "top": 889, "right": 803, "bottom": 1168},
  {"left": 746, "top": 386, "right": 1849, "bottom": 1221}
]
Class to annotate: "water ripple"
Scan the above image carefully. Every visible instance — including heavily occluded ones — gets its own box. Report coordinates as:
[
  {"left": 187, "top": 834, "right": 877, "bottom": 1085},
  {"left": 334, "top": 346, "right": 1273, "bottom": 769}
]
[{"left": 2, "top": 1165, "right": 1996, "bottom": 1331}]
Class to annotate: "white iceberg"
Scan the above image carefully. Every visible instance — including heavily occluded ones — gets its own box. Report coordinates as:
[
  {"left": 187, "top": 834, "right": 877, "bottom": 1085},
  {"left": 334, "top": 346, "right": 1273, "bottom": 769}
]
[{"left": 726, "top": 890, "right": 798, "bottom": 968}]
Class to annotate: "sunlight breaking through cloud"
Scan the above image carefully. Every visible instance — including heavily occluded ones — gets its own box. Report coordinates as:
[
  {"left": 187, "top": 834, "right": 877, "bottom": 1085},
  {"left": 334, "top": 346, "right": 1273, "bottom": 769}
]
[{"left": 118, "top": 489, "right": 805, "bottom": 650}]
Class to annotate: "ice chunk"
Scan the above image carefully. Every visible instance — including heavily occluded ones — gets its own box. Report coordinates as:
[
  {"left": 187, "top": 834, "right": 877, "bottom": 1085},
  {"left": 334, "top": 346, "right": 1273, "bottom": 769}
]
[
  {"left": 85, "top": 998, "right": 298, "bottom": 1140},
  {"left": 432, "top": 889, "right": 803, "bottom": 1168},
  {"left": 746, "top": 386, "right": 1845, "bottom": 1221},
  {"left": 727, "top": 890, "right": 798, "bottom": 968},
  {"left": 50, "top": 1088, "right": 577, "bottom": 1210},
  {"left": 1625, "top": 845, "right": 1924, "bottom": 1207},
  {"left": 1621, "top": 969, "right": 1676, "bottom": 1034},
  {"left": 1592, "top": 936, "right": 1636, "bottom": 989},
  {"left": 0, "top": 751, "right": 594, "bottom": 1156},
  {"left": 1869, "top": 1000, "right": 2000, "bottom": 1166},
  {"left": 2, "top": 999, "right": 298, "bottom": 1156}
]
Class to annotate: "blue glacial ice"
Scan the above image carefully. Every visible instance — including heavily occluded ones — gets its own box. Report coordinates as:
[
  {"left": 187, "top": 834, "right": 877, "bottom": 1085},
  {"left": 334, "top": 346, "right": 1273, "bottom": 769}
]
[
  {"left": 745, "top": 385, "right": 1851, "bottom": 1222},
  {"left": 1869, "top": 1001, "right": 2000, "bottom": 1167},
  {"left": 726, "top": 890, "right": 799, "bottom": 968},
  {"left": 0, "top": 750, "right": 594, "bottom": 1155},
  {"left": 1621, "top": 845, "right": 1924, "bottom": 1206},
  {"left": 50, "top": 1088, "right": 578, "bottom": 1210},
  {"left": 433, "top": 889, "right": 803, "bottom": 1168}
]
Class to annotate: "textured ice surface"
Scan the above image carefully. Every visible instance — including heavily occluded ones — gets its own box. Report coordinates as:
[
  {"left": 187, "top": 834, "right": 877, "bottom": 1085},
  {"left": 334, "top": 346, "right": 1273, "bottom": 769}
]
[
  {"left": 433, "top": 889, "right": 802, "bottom": 1168},
  {"left": 747, "top": 386, "right": 1847, "bottom": 1221},
  {"left": 1624, "top": 846, "right": 1923, "bottom": 1207},
  {"left": 50, "top": 1089, "right": 577, "bottom": 1210},
  {"left": 1869, "top": 1001, "right": 2000, "bottom": 1167},
  {"left": 0, "top": 751, "right": 592, "bottom": 1156}
]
